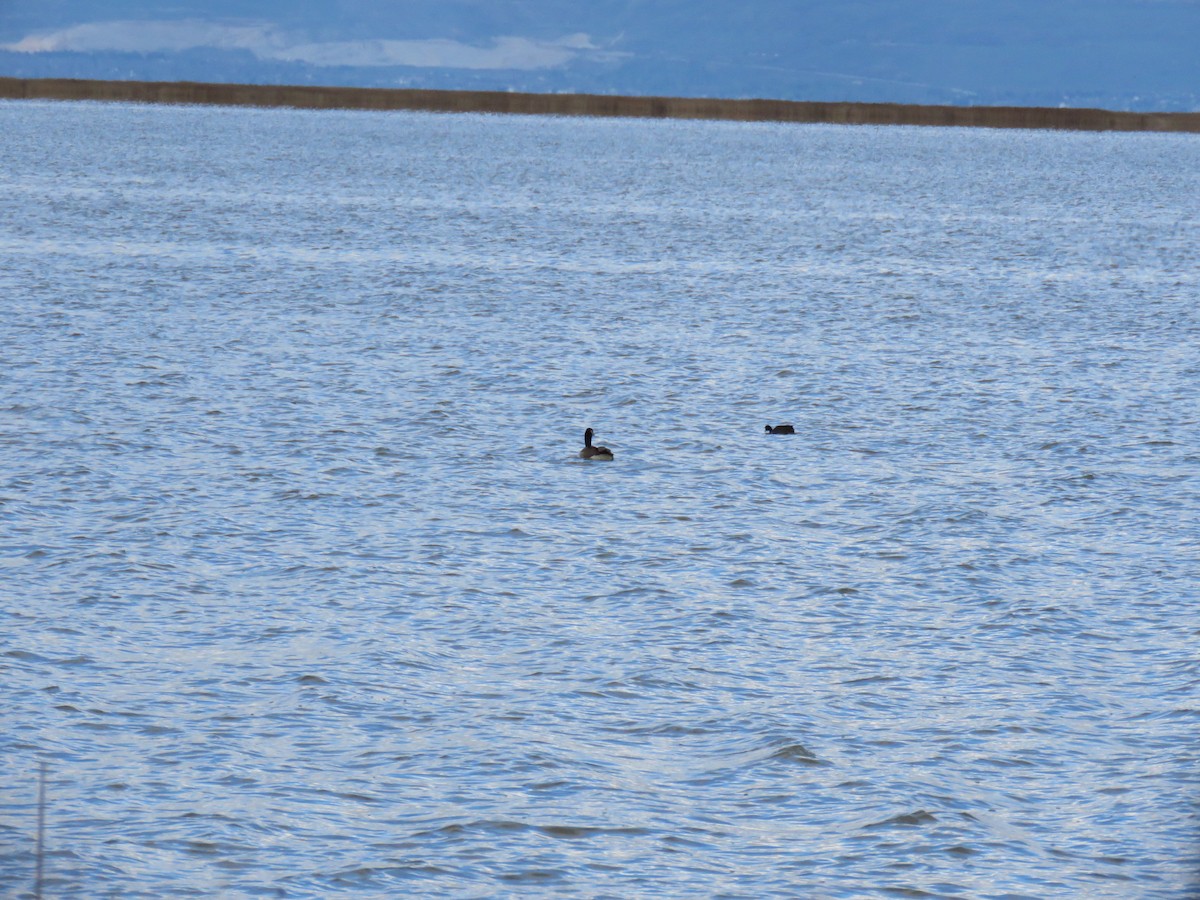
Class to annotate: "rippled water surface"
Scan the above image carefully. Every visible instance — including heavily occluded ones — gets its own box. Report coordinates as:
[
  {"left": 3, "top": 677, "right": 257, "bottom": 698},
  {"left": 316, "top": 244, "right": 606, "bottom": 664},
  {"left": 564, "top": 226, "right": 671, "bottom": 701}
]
[{"left": 2, "top": 100, "right": 1198, "bottom": 898}]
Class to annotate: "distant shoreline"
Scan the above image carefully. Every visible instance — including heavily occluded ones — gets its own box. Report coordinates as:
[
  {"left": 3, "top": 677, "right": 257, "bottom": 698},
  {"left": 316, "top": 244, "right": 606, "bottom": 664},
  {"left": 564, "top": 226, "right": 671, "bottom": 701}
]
[{"left": 3, "top": 76, "right": 1198, "bottom": 133}]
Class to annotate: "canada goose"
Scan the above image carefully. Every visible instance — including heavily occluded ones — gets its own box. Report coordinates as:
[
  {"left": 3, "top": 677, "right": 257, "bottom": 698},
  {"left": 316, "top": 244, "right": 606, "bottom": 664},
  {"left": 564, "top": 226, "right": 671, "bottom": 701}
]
[
  {"left": 765, "top": 424, "right": 796, "bottom": 434},
  {"left": 580, "top": 427, "right": 614, "bottom": 460}
]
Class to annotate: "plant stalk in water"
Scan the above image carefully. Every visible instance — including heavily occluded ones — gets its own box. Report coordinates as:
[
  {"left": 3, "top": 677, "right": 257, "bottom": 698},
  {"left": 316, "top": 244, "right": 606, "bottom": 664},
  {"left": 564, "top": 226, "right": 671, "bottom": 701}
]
[{"left": 35, "top": 761, "right": 46, "bottom": 900}]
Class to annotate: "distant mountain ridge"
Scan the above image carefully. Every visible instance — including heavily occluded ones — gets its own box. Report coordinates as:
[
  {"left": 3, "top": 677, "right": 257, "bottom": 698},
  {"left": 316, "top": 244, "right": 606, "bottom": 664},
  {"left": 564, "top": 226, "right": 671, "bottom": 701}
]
[{"left": 2, "top": 1, "right": 1197, "bottom": 111}]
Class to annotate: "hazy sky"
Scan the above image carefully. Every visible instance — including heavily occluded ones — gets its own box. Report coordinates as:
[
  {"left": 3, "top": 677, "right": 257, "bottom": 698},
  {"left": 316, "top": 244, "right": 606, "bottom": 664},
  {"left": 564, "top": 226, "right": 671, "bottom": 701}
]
[{"left": 2, "top": 2, "right": 1197, "bottom": 109}]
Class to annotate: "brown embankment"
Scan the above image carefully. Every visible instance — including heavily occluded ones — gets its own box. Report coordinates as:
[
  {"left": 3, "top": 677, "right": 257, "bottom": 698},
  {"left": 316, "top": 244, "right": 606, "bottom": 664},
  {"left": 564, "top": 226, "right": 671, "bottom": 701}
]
[{"left": 2, "top": 76, "right": 1198, "bottom": 133}]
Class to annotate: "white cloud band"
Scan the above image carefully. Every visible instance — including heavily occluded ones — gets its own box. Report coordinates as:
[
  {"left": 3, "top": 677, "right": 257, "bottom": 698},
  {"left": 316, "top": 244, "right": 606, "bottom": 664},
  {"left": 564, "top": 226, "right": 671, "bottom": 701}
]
[{"left": 2, "top": 20, "right": 612, "bottom": 71}]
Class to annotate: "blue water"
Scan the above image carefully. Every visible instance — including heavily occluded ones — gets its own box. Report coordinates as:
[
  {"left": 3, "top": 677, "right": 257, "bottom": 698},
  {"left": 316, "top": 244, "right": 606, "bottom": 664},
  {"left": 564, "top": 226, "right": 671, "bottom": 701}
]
[{"left": 1, "top": 99, "right": 1198, "bottom": 899}]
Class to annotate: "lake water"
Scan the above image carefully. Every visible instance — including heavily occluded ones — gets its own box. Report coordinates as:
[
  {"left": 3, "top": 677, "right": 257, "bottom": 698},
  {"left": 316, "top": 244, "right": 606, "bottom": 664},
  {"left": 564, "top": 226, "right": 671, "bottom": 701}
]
[{"left": 1, "top": 99, "right": 1198, "bottom": 898}]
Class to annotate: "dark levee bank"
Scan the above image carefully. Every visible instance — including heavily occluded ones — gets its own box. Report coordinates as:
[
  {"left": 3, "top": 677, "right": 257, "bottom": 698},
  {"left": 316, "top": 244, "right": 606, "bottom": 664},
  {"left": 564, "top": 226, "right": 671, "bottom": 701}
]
[{"left": 2, "top": 76, "right": 1198, "bottom": 133}]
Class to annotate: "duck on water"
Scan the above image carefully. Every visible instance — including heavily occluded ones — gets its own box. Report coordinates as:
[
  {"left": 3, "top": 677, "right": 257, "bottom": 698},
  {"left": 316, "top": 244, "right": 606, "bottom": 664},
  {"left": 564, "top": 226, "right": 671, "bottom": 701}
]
[
  {"left": 580, "top": 428, "right": 614, "bottom": 460},
  {"left": 765, "top": 424, "right": 796, "bottom": 434}
]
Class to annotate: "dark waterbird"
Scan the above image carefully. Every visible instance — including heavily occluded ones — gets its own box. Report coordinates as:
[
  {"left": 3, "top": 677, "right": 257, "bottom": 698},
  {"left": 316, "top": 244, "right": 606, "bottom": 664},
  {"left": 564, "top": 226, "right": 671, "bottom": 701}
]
[
  {"left": 580, "top": 428, "right": 614, "bottom": 460},
  {"left": 765, "top": 424, "right": 796, "bottom": 434}
]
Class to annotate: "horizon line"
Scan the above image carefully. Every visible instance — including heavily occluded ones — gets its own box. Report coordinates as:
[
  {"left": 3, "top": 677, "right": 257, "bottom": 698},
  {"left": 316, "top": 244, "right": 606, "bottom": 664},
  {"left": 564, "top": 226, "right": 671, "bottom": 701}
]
[{"left": 2, "top": 76, "right": 1198, "bottom": 133}]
